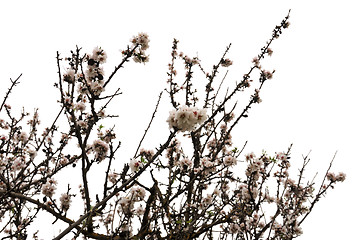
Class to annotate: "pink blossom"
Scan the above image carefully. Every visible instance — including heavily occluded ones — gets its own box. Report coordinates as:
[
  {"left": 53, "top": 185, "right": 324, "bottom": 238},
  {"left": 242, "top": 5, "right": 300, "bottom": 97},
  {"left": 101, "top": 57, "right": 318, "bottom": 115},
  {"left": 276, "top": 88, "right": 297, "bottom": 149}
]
[
  {"left": 108, "top": 172, "right": 118, "bottom": 184},
  {"left": 276, "top": 152, "right": 287, "bottom": 161},
  {"left": 119, "top": 197, "right": 134, "bottom": 214},
  {"left": 60, "top": 193, "right": 72, "bottom": 211},
  {"left": 266, "top": 48, "right": 273, "bottom": 56},
  {"left": 92, "top": 46, "right": 107, "bottom": 64},
  {"left": 77, "top": 120, "right": 87, "bottom": 129},
  {"left": 262, "top": 70, "right": 274, "bottom": 79},
  {"left": 221, "top": 58, "right": 233, "bottom": 67},
  {"left": 42, "top": 179, "right": 57, "bottom": 198},
  {"left": 134, "top": 205, "right": 145, "bottom": 216},
  {"left": 59, "top": 156, "right": 68, "bottom": 166},
  {"left": 12, "top": 158, "right": 26, "bottom": 171},
  {"left": 224, "top": 155, "right": 237, "bottom": 167},
  {"left": 140, "top": 148, "right": 154, "bottom": 159},
  {"left": 245, "top": 152, "right": 256, "bottom": 161},
  {"left": 63, "top": 96, "right": 72, "bottom": 106},
  {"left": 180, "top": 158, "right": 193, "bottom": 170},
  {"left": 131, "top": 32, "right": 150, "bottom": 50},
  {"left": 336, "top": 172, "right": 346, "bottom": 182},
  {"left": 252, "top": 57, "right": 260, "bottom": 66},
  {"left": 130, "top": 186, "right": 146, "bottom": 201},
  {"left": 17, "top": 132, "right": 28, "bottom": 143},
  {"left": 98, "top": 109, "right": 106, "bottom": 119},
  {"left": 0, "top": 157, "right": 8, "bottom": 173},
  {"left": 326, "top": 172, "right": 337, "bottom": 182},
  {"left": 75, "top": 102, "right": 86, "bottom": 112},
  {"left": 92, "top": 139, "right": 109, "bottom": 161}
]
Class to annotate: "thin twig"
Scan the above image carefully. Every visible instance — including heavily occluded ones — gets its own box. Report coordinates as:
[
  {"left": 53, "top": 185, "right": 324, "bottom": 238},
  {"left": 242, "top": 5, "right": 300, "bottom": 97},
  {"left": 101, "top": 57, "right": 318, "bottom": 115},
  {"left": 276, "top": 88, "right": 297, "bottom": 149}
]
[
  {"left": 0, "top": 74, "right": 22, "bottom": 112},
  {"left": 133, "top": 91, "right": 163, "bottom": 158}
]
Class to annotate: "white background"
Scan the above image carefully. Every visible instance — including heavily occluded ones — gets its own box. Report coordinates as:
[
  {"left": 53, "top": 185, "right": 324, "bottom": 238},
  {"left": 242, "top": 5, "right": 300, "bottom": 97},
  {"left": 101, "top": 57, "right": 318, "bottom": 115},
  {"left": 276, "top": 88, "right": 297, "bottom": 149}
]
[{"left": 0, "top": 0, "right": 360, "bottom": 239}]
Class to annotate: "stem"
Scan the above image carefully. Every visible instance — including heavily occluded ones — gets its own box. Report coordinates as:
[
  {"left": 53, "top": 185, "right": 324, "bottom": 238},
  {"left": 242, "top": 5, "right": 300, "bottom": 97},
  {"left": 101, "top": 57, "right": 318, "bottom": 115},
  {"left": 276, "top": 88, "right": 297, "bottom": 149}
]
[{"left": 0, "top": 74, "right": 22, "bottom": 112}]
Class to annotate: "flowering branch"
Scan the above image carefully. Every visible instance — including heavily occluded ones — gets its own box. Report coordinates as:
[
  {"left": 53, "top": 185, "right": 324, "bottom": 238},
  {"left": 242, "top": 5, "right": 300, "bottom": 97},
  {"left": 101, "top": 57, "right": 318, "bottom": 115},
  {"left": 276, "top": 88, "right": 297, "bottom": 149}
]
[
  {"left": 0, "top": 11, "right": 346, "bottom": 240},
  {"left": 133, "top": 91, "right": 163, "bottom": 158}
]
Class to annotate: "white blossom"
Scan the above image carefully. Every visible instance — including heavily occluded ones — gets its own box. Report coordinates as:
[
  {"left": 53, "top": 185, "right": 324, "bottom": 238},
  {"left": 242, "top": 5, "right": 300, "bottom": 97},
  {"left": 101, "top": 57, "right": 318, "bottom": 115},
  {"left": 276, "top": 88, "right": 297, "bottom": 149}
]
[
  {"left": 75, "top": 102, "right": 86, "bottom": 112},
  {"left": 224, "top": 156, "right": 237, "bottom": 167},
  {"left": 129, "top": 158, "right": 143, "bottom": 172},
  {"left": 131, "top": 32, "right": 150, "bottom": 50},
  {"left": 166, "top": 105, "right": 207, "bottom": 132},
  {"left": 91, "top": 46, "right": 107, "bottom": 64},
  {"left": 130, "top": 186, "right": 146, "bottom": 201}
]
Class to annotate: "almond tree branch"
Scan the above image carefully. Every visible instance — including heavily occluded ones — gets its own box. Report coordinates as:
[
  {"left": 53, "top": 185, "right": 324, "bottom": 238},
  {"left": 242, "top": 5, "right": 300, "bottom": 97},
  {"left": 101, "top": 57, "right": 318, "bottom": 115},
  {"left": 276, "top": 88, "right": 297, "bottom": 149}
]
[
  {"left": 0, "top": 74, "right": 22, "bottom": 112},
  {"left": 53, "top": 130, "right": 176, "bottom": 240},
  {"left": 133, "top": 91, "right": 163, "bottom": 158}
]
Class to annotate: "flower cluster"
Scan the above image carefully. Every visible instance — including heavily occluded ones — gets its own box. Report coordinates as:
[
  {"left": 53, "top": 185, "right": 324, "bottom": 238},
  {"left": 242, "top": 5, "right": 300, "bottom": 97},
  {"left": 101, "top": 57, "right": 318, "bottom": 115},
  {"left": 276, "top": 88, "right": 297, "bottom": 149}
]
[
  {"left": 16, "top": 131, "right": 28, "bottom": 143},
  {"left": 326, "top": 172, "right": 346, "bottom": 182},
  {"left": 198, "top": 157, "right": 216, "bottom": 175},
  {"left": 224, "top": 155, "right": 237, "bottom": 166},
  {"left": 41, "top": 179, "right": 57, "bottom": 198},
  {"left": 11, "top": 157, "right": 26, "bottom": 171},
  {"left": 262, "top": 69, "right": 274, "bottom": 80},
  {"left": 130, "top": 186, "right": 146, "bottom": 201},
  {"left": 91, "top": 46, "right": 107, "bottom": 64},
  {"left": 0, "top": 13, "right": 347, "bottom": 240},
  {"left": 75, "top": 102, "right": 86, "bottom": 112},
  {"left": 139, "top": 148, "right": 154, "bottom": 160},
  {"left": 63, "top": 69, "right": 76, "bottom": 83},
  {"left": 119, "top": 186, "right": 146, "bottom": 216},
  {"left": 59, "top": 193, "right": 72, "bottom": 211},
  {"left": 97, "top": 128, "right": 116, "bottom": 143},
  {"left": 130, "top": 32, "right": 150, "bottom": 63},
  {"left": 166, "top": 105, "right": 207, "bottom": 132},
  {"left": 220, "top": 58, "right": 233, "bottom": 67},
  {"left": 83, "top": 47, "right": 108, "bottom": 96},
  {"left": 92, "top": 139, "right": 109, "bottom": 161},
  {"left": 179, "top": 157, "right": 193, "bottom": 171}
]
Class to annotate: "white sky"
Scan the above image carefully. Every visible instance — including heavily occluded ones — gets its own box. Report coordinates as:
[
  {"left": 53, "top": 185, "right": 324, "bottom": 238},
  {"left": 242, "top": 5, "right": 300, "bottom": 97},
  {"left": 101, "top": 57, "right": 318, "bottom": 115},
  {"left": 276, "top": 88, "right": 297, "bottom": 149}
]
[{"left": 0, "top": 0, "right": 360, "bottom": 239}]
